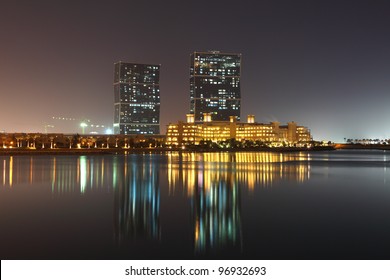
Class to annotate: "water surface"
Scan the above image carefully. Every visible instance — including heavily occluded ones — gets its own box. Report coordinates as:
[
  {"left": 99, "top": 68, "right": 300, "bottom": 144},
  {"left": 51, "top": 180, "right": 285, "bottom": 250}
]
[{"left": 1, "top": 150, "right": 390, "bottom": 259}]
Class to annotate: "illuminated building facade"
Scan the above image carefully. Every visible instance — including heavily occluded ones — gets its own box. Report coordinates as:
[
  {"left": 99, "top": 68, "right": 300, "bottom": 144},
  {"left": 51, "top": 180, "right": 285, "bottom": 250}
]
[
  {"left": 166, "top": 114, "right": 312, "bottom": 146},
  {"left": 190, "top": 51, "right": 241, "bottom": 122},
  {"left": 114, "top": 62, "right": 160, "bottom": 134}
]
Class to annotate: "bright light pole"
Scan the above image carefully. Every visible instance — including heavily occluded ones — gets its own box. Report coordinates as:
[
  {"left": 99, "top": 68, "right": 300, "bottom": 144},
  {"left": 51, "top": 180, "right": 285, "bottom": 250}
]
[{"left": 80, "top": 122, "right": 88, "bottom": 134}]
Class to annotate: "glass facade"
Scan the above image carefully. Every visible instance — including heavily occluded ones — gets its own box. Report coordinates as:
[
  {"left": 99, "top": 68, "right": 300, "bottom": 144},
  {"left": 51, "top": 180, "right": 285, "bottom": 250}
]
[
  {"left": 190, "top": 51, "right": 241, "bottom": 122},
  {"left": 114, "top": 62, "right": 160, "bottom": 134}
]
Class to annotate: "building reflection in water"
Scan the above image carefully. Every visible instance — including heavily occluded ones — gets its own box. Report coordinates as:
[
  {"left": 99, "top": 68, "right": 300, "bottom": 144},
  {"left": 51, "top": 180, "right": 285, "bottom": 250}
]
[
  {"left": 0, "top": 155, "right": 117, "bottom": 193},
  {"left": 51, "top": 156, "right": 114, "bottom": 195},
  {"left": 0, "top": 155, "right": 161, "bottom": 244},
  {"left": 167, "top": 152, "right": 310, "bottom": 255},
  {"left": 168, "top": 152, "right": 310, "bottom": 191},
  {"left": 113, "top": 155, "right": 160, "bottom": 243},
  {"left": 1, "top": 152, "right": 309, "bottom": 255},
  {"left": 192, "top": 166, "right": 242, "bottom": 255}
]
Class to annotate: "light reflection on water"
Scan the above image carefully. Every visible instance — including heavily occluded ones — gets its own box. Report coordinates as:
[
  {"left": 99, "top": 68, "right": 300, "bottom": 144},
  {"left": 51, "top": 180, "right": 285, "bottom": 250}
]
[
  {"left": 167, "top": 152, "right": 310, "bottom": 193},
  {"left": 113, "top": 156, "right": 160, "bottom": 243},
  {"left": 1, "top": 150, "right": 390, "bottom": 259},
  {"left": 0, "top": 152, "right": 312, "bottom": 191},
  {"left": 166, "top": 152, "right": 311, "bottom": 255}
]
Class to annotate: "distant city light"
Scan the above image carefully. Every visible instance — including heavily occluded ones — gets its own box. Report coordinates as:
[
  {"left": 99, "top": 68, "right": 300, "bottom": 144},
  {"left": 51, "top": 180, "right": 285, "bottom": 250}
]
[{"left": 105, "top": 128, "right": 113, "bottom": 134}]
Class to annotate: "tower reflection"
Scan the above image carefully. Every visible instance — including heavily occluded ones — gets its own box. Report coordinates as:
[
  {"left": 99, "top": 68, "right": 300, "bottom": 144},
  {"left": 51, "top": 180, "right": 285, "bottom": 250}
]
[
  {"left": 0, "top": 152, "right": 309, "bottom": 256},
  {"left": 192, "top": 167, "right": 242, "bottom": 256},
  {"left": 167, "top": 152, "right": 310, "bottom": 255},
  {"left": 113, "top": 155, "right": 160, "bottom": 243},
  {"left": 0, "top": 155, "right": 161, "bottom": 243}
]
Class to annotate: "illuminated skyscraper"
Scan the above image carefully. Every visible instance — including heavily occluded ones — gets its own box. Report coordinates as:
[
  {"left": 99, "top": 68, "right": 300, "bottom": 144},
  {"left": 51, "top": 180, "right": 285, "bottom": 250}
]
[
  {"left": 114, "top": 62, "right": 160, "bottom": 134},
  {"left": 190, "top": 51, "right": 241, "bottom": 122}
]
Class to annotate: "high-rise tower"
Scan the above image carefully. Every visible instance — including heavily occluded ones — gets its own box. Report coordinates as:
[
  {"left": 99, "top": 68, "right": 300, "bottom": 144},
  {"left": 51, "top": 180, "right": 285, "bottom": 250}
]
[
  {"left": 190, "top": 51, "right": 241, "bottom": 122},
  {"left": 113, "top": 62, "right": 160, "bottom": 134}
]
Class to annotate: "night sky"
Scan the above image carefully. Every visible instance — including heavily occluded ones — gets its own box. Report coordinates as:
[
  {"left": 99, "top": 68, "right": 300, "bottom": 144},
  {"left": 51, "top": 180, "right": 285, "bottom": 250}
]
[{"left": 1, "top": 0, "right": 390, "bottom": 141}]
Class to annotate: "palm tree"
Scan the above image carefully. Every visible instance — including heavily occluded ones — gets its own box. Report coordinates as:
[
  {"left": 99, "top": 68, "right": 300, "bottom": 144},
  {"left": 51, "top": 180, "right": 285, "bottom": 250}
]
[
  {"left": 1, "top": 135, "right": 6, "bottom": 148},
  {"left": 49, "top": 136, "right": 55, "bottom": 149},
  {"left": 32, "top": 135, "right": 38, "bottom": 148},
  {"left": 15, "top": 136, "right": 24, "bottom": 148},
  {"left": 67, "top": 136, "right": 73, "bottom": 149},
  {"left": 124, "top": 137, "right": 129, "bottom": 148}
]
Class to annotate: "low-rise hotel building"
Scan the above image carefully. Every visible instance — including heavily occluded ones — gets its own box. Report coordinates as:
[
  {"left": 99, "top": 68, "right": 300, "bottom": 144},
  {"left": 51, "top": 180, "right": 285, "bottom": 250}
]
[{"left": 166, "top": 114, "right": 311, "bottom": 146}]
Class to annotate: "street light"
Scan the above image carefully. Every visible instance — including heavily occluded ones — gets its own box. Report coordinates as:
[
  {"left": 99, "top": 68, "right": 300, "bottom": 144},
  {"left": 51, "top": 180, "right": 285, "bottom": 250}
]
[{"left": 80, "top": 122, "right": 88, "bottom": 134}]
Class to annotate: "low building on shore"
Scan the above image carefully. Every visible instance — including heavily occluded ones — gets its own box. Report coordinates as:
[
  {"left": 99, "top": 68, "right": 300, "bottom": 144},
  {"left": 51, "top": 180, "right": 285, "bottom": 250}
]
[
  {"left": 166, "top": 114, "right": 312, "bottom": 147},
  {"left": 0, "top": 133, "right": 165, "bottom": 149}
]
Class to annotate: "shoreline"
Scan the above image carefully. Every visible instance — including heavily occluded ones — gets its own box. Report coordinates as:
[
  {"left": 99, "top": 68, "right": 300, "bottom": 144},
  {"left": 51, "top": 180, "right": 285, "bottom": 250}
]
[
  {"left": 2, "top": 145, "right": 390, "bottom": 156},
  {"left": 334, "top": 144, "right": 390, "bottom": 150},
  {"left": 0, "top": 146, "right": 335, "bottom": 156}
]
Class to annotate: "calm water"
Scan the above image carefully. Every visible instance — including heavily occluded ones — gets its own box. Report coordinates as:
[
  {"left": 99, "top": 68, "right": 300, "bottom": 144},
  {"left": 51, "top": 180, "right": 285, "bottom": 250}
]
[{"left": 1, "top": 150, "right": 390, "bottom": 259}]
